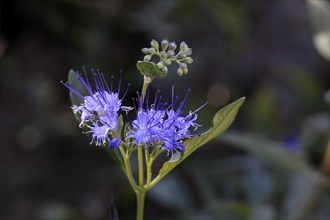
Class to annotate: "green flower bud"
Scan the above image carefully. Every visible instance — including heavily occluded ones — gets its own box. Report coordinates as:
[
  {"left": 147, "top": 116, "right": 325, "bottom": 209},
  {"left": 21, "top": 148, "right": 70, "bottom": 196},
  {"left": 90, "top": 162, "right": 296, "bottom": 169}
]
[
  {"left": 167, "top": 50, "right": 175, "bottom": 57},
  {"left": 161, "top": 39, "right": 169, "bottom": 51},
  {"left": 177, "top": 51, "right": 187, "bottom": 59},
  {"left": 160, "top": 51, "right": 167, "bottom": 59},
  {"left": 157, "top": 62, "right": 164, "bottom": 68},
  {"left": 148, "top": 48, "right": 156, "bottom": 54},
  {"left": 183, "top": 67, "right": 188, "bottom": 75},
  {"left": 184, "top": 48, "right": 192, "bottom": 56},
  {"left": 169, "top": 42, "right": 177, "bottom": 50},
  {"left": 177, "top": 68, "right": 183, "bottom": 76},
  {"left": 180, "top": 63, "right": 187, "bottom": 68},
  {"left": 162, "top": 66, "right": 168, "bottom": 73},
  {"left": 185, "top": 57, "right": 193, "bottom": 64},
  {"left": 180, "top": 41, "right": 188, "bottom": 51},
  {"left": 150, "top": 39, "right": 159, "bottom": 50},
  {"left": 164, "top": 59, "right": 171, "bottom": 66},
  {"left": 144, "top": 55, "right": 152, "bottom": 61},
  {"left": 142, "top": 48, "right": 150, "bottom": 54},
  {"left": 138, "top": 39, "right": 193, "bottom": 79}
]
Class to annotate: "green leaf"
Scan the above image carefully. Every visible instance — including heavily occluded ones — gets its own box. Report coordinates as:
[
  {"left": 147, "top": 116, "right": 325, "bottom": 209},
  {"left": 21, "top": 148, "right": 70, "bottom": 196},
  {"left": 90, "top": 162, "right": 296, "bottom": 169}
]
[
  {"left": 67, "top": 69, "right": 86, "bottom": 122},
  {"left": 68, "top": 69, "right": 88, "bottom": 107},
  {"left": 155, "top": 97, "right": 245, "bottom": 185},
  {"left": 136, "top": 61, "right": 167, "bottom": 78}
]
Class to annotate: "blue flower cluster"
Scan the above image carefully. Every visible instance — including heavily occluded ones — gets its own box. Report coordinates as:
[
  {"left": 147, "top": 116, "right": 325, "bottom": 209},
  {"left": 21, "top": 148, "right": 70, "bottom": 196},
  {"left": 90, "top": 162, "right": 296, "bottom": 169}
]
[
  {"left": 128, "top": 88, "right": 204, "bottom": 152},
  {"left": 62, "top": 70, "right": 205, "bottom": 152}
]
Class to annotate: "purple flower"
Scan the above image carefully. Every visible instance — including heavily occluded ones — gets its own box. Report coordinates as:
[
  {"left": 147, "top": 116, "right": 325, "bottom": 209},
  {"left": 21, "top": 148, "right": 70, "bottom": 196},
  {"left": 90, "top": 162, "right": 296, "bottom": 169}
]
[
  {"left": 129, "top": 109, "right": 165, "bottom": 146},
  {"left": 88, "top": 123, "right": 110, "bottom": 146},
  {"left": 109, "top": 138, "right": 121, "bottom": 149},
  {"left": 128, "top": 86, "right": 206, "bottom": 152},
  {"left": 61, "top": 69, "right": 131, "bottom": 146}
]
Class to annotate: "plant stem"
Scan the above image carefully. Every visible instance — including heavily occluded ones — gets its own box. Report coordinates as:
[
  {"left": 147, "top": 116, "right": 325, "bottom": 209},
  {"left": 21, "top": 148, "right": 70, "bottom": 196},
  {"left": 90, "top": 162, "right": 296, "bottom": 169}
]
[
  {"left": 140, "top": 76, "right": 153, "bottom": 103},
  {"left": 119, "top": 145, "right": 138, "bottom": 189},
  {"left": 137, "top": 145, "right": 144, "bottom": 186},
  {"left": 136, "top": 145, "right": 146, "bottom": 220},
  {"left": 136, "top": 189, "right": 146, "bottom": 220},
  {"left": 134, "top": 74, "right": 155, "bottom": 220},
  {"left": 145, "top": 149, "right": 152, "bottom": 187}
]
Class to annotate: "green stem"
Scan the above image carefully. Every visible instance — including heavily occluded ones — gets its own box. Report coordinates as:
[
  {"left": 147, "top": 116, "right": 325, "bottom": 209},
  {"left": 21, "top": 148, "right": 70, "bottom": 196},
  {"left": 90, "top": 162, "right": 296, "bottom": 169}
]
[
  {"left": 136, "top": 189, "right": 146, "bottom": 220},
  {"left": 119, "top": 146, "right": 138, "bottom": 189},
  {"left": 146, "top": 148, "right": 165, "bottom": 190},
  {"left": 136, "top": 145, "right": 146, "bottom": 220},
  {"left": 140, "top": 76, "right": 153, "bottom": 103},
  {"left": 145, "top": 149, "right": 152, "bottom": 186},
  {"left": 137, "top": 145, "right": 144, "bottom": 186},
  {"left": 148, "top": 174, "right": 162, "bottom": 190}
]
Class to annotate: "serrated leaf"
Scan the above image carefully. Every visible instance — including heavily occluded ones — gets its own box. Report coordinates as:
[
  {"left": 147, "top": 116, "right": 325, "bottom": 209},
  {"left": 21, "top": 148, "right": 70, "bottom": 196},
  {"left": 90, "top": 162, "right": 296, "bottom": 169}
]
[
  {"left": 156, "top": 97, "right": 245, "bottom": 184},
  {"left": 136, "top": 61, "right": 167, "bottom": 78}
]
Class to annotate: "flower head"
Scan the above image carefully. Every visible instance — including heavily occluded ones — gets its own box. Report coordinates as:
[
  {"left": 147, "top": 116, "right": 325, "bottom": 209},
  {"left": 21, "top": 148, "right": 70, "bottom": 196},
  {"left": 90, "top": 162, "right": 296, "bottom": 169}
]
[
  {"left": 128, "top": 86, "right": 206, "bottom": 152},
  {"left": 61, "top": 69, "right": 131, "bottom": 146}
]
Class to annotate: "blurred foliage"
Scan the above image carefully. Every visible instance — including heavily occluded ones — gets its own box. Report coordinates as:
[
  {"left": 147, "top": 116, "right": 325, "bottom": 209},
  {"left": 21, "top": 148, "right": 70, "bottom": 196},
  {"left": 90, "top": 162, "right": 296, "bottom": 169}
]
[
  {"left": 0, "top": 0, "right": 329, "bottom": 219},
  {"left": 306, "top": 0, "right": 330, "bottom": 60}
]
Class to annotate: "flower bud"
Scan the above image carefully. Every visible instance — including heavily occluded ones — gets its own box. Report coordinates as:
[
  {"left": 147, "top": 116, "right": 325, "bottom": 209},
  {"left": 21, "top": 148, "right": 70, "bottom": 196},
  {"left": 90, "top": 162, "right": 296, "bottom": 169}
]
[
  {"left": 184, "top": 48, "right": 192, "bottom": 55},
  {"left": 144, "top": 55, "right": 152, "bottom": 61},
  {"left": 169, "top": 42, "right": 177, "bottom": 50},
  {"left": 109, "top": 138, "right": 121, "bottom": 149},
  {"left": 177, "top": 68, "right": 183, "bottom": 76},
  {"left": 148, "top": 48, "right": 156, "bottom": 54},
  {"left": 185, "top": 57, "right": 193, "bottom": 64},
  {"left": 142, "top": 48, "right": 149, "bottom": 54},
  {"left": 177, "top": 51, "right": 186, "bottom": 59},
  {"left": 161, "top": 39, "right": 169, "bottom": 50},
  {"left": 150, "top": 39, "right": 159, "bottom": 50},
  {"left": 180, "top": 41, "right": 188, "bottom": 51},
  {"left": 157, "top": 62, "right": 164, "bottom": 68},
  {"left": 183, "top": 67, "right": 188, "bottom": 75},
  {"left": 167, "top": 50, "right": 175, "bottom": 57},
  {"left": 180, "top": 63, "right": 187, "bottom": 68},
  {"left": 160, "top": 51, "right": 167, "bottom": 59},
  {"left": 164, "top": 59, "right": 171, "bottom": 66},
  {"left": 162, "top": 66, "right": 168, "bottom": 73}
]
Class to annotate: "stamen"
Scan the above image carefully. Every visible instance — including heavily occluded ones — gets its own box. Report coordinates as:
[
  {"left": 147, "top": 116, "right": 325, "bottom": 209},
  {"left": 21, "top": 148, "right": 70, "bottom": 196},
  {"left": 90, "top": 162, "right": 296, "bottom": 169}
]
[
  {"left": 189, "top": 101, "right": 208, "bottom": 115},
  {"left": 118, "top": 70, "right": 123, "bottom": 95},
  {"left": 60, "top": 81, "right": 84, "bottom": 99},
  {"left": 145, "top": 88, "right": 150, "bottom": 110},
  {"left": 122, "top": 83, "right": 131, "bottom": 100},
  {"left": 76, "top": 73, "right": 94, "bottom": 97},
  {"left": 177, "top": 88, "right": 191, "bottom": 113},
  {"left": 82, "top": 66, "right": 92, "bottom": 90},
  {"left": 100, "top": 72, "right": 111, "bottom": 93}
]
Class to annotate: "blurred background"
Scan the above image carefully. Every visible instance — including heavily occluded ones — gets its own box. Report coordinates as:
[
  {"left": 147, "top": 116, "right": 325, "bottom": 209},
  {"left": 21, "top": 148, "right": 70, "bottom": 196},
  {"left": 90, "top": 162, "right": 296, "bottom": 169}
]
[{"left": 0, "top": 0, "right": 329, "bottom": 219}]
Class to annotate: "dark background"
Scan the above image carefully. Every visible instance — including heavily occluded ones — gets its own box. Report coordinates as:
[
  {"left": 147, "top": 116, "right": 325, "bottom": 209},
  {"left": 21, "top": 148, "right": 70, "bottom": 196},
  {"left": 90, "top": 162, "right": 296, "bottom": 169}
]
[{"left": 1, "top": 0, "right": 329, "bottom": 219}]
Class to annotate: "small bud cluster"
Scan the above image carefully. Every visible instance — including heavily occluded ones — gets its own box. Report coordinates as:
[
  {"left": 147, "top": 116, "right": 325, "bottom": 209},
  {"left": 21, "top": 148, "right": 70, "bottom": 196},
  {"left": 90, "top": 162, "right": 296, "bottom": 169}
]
[{"left": 141, "top": 39, "right": 193, "bottom": 76}]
